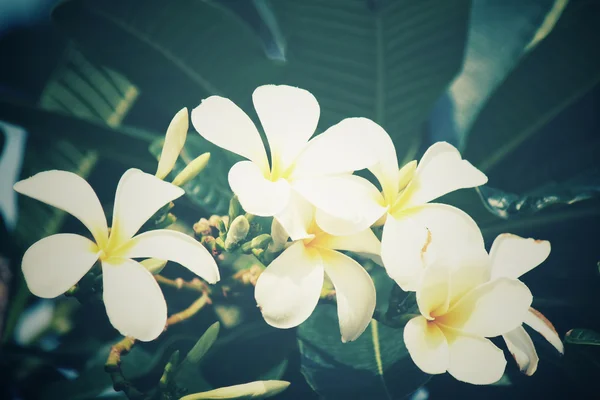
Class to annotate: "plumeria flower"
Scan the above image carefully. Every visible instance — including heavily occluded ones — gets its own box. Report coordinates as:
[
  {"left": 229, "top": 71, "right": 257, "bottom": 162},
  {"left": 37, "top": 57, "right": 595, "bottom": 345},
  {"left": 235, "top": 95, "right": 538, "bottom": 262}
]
[
  {"left": 191, "top": 84, "right": 383, "bottom": 241},
  {"left": 294, "top": 131, "right": 488, "bottom": 291},
  {"left": 254, "top": 195, "right": 380, "bottom": 342},
  {"left": 489, "top": 234, "right": 564, "bottom": 375},
  {"left": 404, "top": 253, "right": 533, "bottom": 384},
  {"left": 14, "top": 168, "right": 220, "bottom": 341}
]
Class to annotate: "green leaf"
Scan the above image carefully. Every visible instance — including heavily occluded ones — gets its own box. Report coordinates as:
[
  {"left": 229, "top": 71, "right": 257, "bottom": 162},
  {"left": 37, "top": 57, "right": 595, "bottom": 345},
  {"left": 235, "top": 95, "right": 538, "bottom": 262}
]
[
  {"left": 476, "top": 169, "right": 600, "bottom": 219},
  {"left": 180, "top": 380, "right": 290, "bottom": 400},
  {"left": 297, "top": 267, "right": 428, "bottom": 399},
  {"left": 565, "top": 329, "right": 600, "bottom": 346},
  {"left": 464, "top": 0, "right": 600, "bottom": 172},
  {"left": 54, "top": 0, "right": 470, "bottom": 162},
  {"left": 174, "top": 322, "right": 221, "bottom": 393},
  {"left": 149, "top": 135, "right": 234, "bottom": 215}
]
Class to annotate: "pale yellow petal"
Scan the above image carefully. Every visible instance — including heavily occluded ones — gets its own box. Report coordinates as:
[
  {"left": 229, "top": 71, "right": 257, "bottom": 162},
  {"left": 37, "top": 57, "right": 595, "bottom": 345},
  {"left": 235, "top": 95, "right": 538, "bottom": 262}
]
[
  {"left": 404, "top": 316, "right": 449, "bottom": 374},
  {"left": 191, "top": 96, "right": 269, "bottom": 173},
  {"left": 102, "top": 258, "right": 167, "bottom": 341},
  {"left": 446, "top": 332, "right": 506, "bottom": 385},
  {"left": 320, "top": 249, "right": 376, "bottom": 342},
  {"left": 255, "top": 242, "right": 323, "bottom": 329},
  {"left": 14, "top": 170, "right": 108, "bottom": 246},
  {"left": 503, "top": 326, "right": 539, "bottom": 376},
  {"left": 120, "top": 229, "right": 219, "bottom": 284},
  {"left": 22, "top": 234, "right": 98, "bottom": 298},
  {"left": 109, "top": 169, "right": 184, "bottom": 247},
  {"left": 524, "top": 308, "right": 564, "bottom": 354},
  {"left": 439, "top": 278, "right": 532, "bottom": 337},
  {"left": 228, "top": 161, "right": 291, "bottom": 217},
  {"left": 489, "top": 234, "right": 551, "bottom": 280},
  {"left": 253, "top": 85, "right": 318, "bottom": 174}
]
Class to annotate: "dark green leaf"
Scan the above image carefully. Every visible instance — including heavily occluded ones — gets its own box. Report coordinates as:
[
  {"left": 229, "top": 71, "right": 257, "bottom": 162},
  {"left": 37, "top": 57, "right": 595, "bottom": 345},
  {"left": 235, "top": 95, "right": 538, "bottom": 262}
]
[
  {"left": 464, "top": 0, "right": 600, "bottom": 172},
  {"left": 297, "top": 267, "right": 428, "bottom": 399},
  {"left": 476, "top": 169, "right": 600, "bottom": 219},
  {"left": 174, "top": 322, "right": 221, "bottom": 393},
  {"left": 54, "top": 0, "right": 470, "bottom": 162},
  {"left": 565, "top": 329, "right": 600, "bottom": 346}
]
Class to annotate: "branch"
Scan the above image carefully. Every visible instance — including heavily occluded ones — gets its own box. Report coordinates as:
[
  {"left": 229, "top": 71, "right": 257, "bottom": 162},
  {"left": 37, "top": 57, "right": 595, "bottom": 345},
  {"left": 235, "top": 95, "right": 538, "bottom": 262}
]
[
  {"left": 155, "top": 275, "right": 206, "bottom": 293},
  {"left": 166, "top": 292, "right": 211, "bottom": 326},
  {"left": 105, "top": 336, "right": 145, "bottom": 400}
]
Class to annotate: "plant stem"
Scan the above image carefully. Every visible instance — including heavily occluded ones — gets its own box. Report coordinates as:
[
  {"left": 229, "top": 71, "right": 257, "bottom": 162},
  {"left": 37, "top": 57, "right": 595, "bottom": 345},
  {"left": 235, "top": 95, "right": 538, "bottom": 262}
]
[
  {"left": 155, "top": 275, "right": 206, "bottom": 293},
  {"left": 166, "top": 292, "right": 211, "bottom": 326},
  {"left": 105, "top": 336, "right": 145, "bottom": 399}
]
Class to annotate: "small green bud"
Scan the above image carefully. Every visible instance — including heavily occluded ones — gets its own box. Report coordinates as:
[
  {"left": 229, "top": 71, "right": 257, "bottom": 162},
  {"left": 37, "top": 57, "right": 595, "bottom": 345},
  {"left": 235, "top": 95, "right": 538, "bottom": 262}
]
[
  {"left": 241, "top": 234, "right": 272, "bottom": 253},
  {"left": 228, "top": 195, "right": 243, "bottom": 222},
  {"left": 224, "top": 216, "right": 250, "bottom": 251},
  {"left": 171, "top": 152, "right": 210, "bottom": 186}
]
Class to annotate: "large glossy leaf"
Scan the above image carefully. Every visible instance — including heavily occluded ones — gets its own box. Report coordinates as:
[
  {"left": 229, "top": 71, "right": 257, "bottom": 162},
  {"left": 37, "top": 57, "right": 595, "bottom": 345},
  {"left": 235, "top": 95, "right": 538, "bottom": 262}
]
[
  {"left": 53, "top": 0, "right": 470, "bottom": 162},
  {"left": 464, "top": 0, "right": 600, "bottom": 172},
  {"left": 428, "top": 0, "right": 565, "bottom": 147},
  {"left": 297, "top": 266, "right": 428, "bottom": 399}
]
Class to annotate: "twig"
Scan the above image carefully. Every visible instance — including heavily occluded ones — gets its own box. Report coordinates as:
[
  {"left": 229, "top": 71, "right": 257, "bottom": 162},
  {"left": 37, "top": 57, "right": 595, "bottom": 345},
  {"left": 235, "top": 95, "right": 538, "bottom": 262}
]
[
  {"left": 105, "top": 336, "right": 144, "bottom": 399},
  {"left": 155, "top": 275, "right": 207, "bottom": 293},
  {"left": 166, "top": 292, "right": 211, "bottom": 326}
]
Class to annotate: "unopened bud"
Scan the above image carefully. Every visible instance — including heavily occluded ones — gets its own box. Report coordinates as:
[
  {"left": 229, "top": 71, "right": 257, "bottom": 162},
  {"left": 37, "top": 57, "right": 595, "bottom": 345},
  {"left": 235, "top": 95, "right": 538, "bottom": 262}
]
[
  {"left": 241, "top": 234, "right": 272, "bottom": 253},
  {"left": 156, "top": 107, "right": 188, "bottom": 180},
  {"left": 268, "top": 218, "right": 288, "bottom": 252},
  {"left": 228, "top": 195, "right": 243, "bottom": 222},
  {"left": 224, "top": 216, "right": 250, "bottom": 251},
  {"left": 140, "top": 258, "right": 168, "bottom": 274},
  {"left": 193, "top": 218, "right": 212, "bottom": 237},
  {"left": 172, "top": 152, "right": 210, "bottom": 186}
]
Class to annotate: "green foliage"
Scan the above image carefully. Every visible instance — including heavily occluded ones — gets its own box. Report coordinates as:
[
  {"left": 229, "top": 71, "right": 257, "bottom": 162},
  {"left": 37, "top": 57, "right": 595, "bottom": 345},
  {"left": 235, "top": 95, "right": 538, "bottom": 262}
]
[
  {"left": 565, "top": 329, "right": 600, "bottom": 346},
  {"left": 297, "top": 266, "right": 428, "bottom": 399}
]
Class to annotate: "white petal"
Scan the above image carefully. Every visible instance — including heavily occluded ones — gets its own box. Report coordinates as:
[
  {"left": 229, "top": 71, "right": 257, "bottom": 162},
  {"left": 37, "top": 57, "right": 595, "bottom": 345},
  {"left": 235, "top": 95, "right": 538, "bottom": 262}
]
[
  {"left": 253, "top": 85, "right": 319, "bottom": 174},
  {"left": 191, "top": 96, "right": 269, "bottom": 172},
  {"left": 119, "top": 229, "right": 219, "bottom": 284},
  {"left": 417, "top": 265, "right": 450, "bottom": 319},
  {"left": 14, "top": 170, "right": 108, "bottom": 247},
  {"left": 319, "top": 249, "right": 376, "bottom": 342},
  {"left": 291, "top": 118, "right": 383, "bottom": 179},
  {"left": 229, "top": 161, "right": 291, "bottom": 217},
  {"left": 358, "top": 121, "right": 399, "bottom": 201},
  {"left": 294, "top": 175, "right": 387, "bottom": 236},
  {"left": 273, "top": 191, "right": 314, "bottom": 241},
  {"left": 396, "top": 142, "right": 487, "bottom": 208},
  {"left": 109, "top": 169, "right": 184, "bottom": 247},
  {"left": 490, "top": 234, "right": 551, "bottom": 280},
  {"left": 22, "top": 234, "right": 98, "bottom": 298},
  {"left": 404, "top": 316, "right": 449, "bottom": 375},
  {"left": 381, "top": 214, "right": 429, "bottom": 292},
  {"left": 102, "top": 258, "right": 167, "bottom": 341},
  {"left": 255, "top": 242, "right": 323, "bottom": 329},
  {"left": 315, "top": 228, "right": 381, "bottom": 256},
  {"left": 156, "top": 107, "right": 188, "bottom": 180},
  {"left": 382, "top": 204, "right": 485, "bottom": 292},
  {"left": 446, "top": 333, "right": 506, "bottom": 385},
  {"left": 503, "top": 326, "right": 539, "bottom": 376},
  {"left": 524, "top": 308, "right": 564, "bottom": 354},
  {"left": 439, "top": 278, "right": 532, "bottom": 337}
]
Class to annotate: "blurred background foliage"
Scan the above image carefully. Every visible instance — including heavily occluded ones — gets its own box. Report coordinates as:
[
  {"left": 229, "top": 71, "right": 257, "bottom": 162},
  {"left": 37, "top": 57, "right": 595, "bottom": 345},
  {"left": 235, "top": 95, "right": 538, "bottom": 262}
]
[{"left": 0, "top": 0, "right": 598, "bottom": 399}]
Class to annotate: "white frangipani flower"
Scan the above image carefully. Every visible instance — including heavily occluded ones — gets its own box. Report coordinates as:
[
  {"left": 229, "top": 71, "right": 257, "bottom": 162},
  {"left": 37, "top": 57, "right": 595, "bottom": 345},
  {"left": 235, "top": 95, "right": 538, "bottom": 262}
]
[
  {"left": 191, "top": 84, "right": 383, "bottom": 241},
  {"left": 254, "top": 195, "right": 379, "bottom": 342},
  {"left": 295, "top": 131, "right": 488, "bottom": 291},
  {"left": 404, "top": 258, "right": 533, "bottom": 385},
  {"left": 489, "top": 234, "right": 564, "bottom": 376},
  {"left": 14, "top": 168, "right": 220, "bottom": 341}
]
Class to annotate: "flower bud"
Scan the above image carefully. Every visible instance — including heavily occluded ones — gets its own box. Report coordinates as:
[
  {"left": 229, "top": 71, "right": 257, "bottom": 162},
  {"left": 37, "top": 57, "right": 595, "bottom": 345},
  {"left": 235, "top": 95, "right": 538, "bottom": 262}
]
[
  {"left": 156, "top": 107, "right": 188, "bottom": 180},
  {"left": 224, "top": 215, "right": 250, "bottom": 251},
  {"left": 241, "top": 234, "right": 272, "bottom": 253},
  {"left": 193, "top": 218, "right": 212, "bottom": 237},
  {"left": 172, "top": 152, "right": 210, "bottom": 187}
]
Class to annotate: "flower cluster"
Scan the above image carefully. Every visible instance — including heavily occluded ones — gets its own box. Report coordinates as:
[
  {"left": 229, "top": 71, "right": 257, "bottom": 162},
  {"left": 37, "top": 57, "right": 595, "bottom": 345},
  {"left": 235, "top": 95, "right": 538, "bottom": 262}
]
[{"left": 16, "top": 85, "right": 563, "bottom": 386}]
